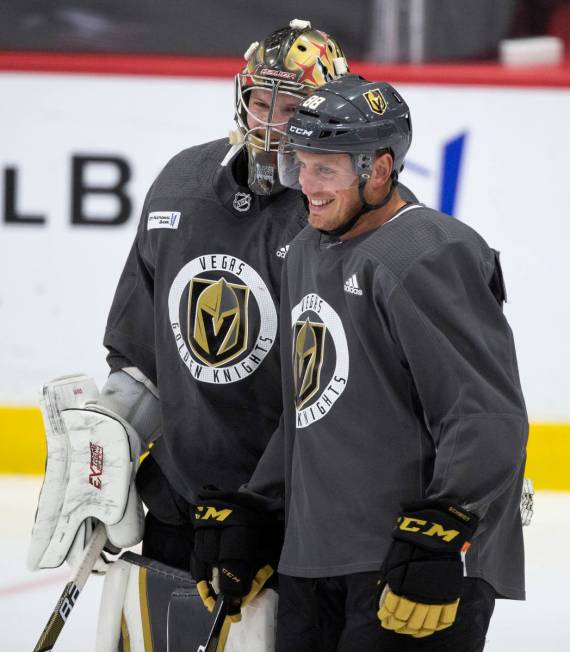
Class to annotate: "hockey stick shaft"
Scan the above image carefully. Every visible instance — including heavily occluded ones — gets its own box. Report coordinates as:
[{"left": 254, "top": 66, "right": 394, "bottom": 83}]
[
  {"left": 33, "top": 523, "right": 108, "bottom": 652},
  {"left": 199, "top": 595, "right": 228, "bottom": 652}
]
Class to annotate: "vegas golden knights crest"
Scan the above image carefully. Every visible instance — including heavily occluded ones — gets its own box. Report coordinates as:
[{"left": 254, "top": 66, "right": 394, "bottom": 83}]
[
  {"left": 293, "top": 318, "right": 326, "bottom": 409},
  {"left": 363, "top": 88, "right": 387, "bottom": 115},
  {"left": 188, "top": 277, "right": 249, "bottom": 367}
]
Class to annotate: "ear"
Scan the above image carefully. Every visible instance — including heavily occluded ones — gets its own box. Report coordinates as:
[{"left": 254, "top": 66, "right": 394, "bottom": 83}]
[{"left": 370, "top": 152, "right": 394, "bottom": 189}]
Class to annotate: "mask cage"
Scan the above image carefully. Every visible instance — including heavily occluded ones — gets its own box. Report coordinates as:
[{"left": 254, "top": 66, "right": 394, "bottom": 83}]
[{"left": 234, "top": 74, "right": 309, "bottom": 153}]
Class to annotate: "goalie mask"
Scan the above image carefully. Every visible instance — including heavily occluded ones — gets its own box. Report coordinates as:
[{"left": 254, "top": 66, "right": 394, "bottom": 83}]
[{"left": 234, "top": 18, "right": 348, "bottom": 195}]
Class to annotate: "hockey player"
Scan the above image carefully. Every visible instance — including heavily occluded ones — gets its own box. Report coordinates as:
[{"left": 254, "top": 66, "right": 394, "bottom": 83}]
[
  {"left": 102, "top": 19, "right": 350, "bottom": 584},
  {"left": 27, "top": 21, "right": 354, "bottom": 651},
  {"left": 194, "top": 75, "right": 528, "bottom": 650}
]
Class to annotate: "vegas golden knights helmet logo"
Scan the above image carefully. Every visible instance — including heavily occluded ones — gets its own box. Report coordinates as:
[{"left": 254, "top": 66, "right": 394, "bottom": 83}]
[
  {"left": 293, "top": 318, "right": 326, "bottom": 409},
  {"left": 188, "top": 277, "right": 250, "bottom": 367},
  {"left": 363, "top": 88, "right": 387, "bottom": 115}
]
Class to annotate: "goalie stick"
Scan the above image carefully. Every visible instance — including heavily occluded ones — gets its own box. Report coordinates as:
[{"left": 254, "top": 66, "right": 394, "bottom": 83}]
[
  {"left": 33, "top": 523, "right": 108, "bottom": 652},
  {"left": 198, "top": 595, "right": 228, "bottom": 652}
]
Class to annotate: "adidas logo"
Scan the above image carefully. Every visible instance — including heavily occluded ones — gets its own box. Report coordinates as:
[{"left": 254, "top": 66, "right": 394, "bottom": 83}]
[
  {"left": 344, "top": 274, "right": 363, "bottom": 295},
  {"left": 276, "top": 245, "right": 290, "bottom": 259}
]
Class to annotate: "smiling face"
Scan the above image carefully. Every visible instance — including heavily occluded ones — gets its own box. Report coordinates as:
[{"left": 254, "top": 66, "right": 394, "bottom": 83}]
[{"left": 295, "top": 149, "right": 362, "bottom": 231}]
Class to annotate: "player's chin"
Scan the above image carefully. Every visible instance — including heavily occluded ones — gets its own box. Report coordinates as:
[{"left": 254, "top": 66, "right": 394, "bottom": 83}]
[{"left": 308, "top": 212, "right": 335, "bottom": 231}]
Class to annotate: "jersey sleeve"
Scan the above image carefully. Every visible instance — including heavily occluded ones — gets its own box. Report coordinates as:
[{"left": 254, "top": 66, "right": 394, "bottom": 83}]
[
  {"left": 103, "top": 191, "right": 157, "bottom": 385},
  {"left": 239, "top": 255, "right": 293, "bottom": 513},
  {"left": 240, "top": 414, "right": 286, "bottom": 513},
  {"left": 379, "top": 239, "right": 528, "bottom": 515}
]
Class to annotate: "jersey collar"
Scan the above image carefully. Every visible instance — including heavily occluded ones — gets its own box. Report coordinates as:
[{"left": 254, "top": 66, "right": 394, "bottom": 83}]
[{"left": 212, "top": 144, "right": 276, "bottom": 216}]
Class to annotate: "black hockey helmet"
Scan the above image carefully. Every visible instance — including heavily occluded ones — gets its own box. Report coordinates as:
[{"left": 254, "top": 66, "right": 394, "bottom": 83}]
[
  {"left": 278, "top": 74, "right": 412, "bottom": 188},
  {"left": 233, "top": 18, "right": 349, "bottom": 195},
  {"left": 278, "top": 75, "right": 412, "bottom": 236}
]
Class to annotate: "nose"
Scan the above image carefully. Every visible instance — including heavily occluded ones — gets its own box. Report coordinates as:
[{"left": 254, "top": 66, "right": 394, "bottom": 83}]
[
  {"left": 272, "top": 107, "right": 291, "bottom": 125},
  {"left": 299, "top": 167, "right": 321, "bottom": 195}
]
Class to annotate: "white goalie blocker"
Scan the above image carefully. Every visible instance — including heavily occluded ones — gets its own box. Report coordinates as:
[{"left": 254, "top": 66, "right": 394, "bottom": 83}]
[{"left": 28, "top": 374, "right": 144, "bottom": 572}]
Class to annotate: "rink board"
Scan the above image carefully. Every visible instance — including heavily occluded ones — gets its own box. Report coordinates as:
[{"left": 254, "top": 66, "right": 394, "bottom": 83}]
[
  {"left": 0, "top": 407, "right": 567, "bottom": 490},
  {"left": 0, "top": 60, "right": 569, "bottom": 486}
]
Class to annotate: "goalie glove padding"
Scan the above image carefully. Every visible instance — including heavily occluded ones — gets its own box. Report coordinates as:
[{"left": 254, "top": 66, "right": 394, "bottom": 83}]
[{"left": 28, "top": 375, "right": 144, "bottom": 571}]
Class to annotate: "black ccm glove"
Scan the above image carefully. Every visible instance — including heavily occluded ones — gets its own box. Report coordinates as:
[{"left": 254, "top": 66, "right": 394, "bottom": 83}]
[
  {"left": 378, "top": 501, "right": 479, "bottom": 638},
  {"left": 190, "top": 488, "right": 283, "bottom": 622}
]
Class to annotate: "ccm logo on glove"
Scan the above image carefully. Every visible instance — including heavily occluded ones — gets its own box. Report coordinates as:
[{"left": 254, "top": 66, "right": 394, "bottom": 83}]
[
  {"left": 194, "top": 505, "right": 233, "bottom": 522},
  {"left": 222, "top": 568, "right": 242, "bottom": 583},
  {"left": 395, "top": 504, "right": 477, "bottom": 551},
  {"left": 398, "top": 517, "right": 461, "bottom": 543}
]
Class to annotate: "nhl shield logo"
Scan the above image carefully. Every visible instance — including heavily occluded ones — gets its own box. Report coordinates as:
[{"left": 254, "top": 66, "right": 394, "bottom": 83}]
[
  {"left": 233, "top": 192, "right": 252, "bottom": 212},
  {"left": 188, "top": 277, "right": 250, "bottom": 367},
  {"left": 363, "top": 88, "right": 387, "bottom": 115},
  {"left": 293, "top": 318, "right": 326, "bottom": 409}
]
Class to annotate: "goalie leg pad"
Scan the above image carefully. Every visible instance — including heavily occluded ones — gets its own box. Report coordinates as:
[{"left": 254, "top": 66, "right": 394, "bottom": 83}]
[
  {"left": 96, "top": 552, "right": 206, "bottom": 652},
  {"left": 28, "top": 375, "right": 143, "bottom": 570},
  {"left": 95, "top": 552, "right": 278, "bottom": 652},
  {"left": 223, "top": 588, "right": 278, "bottom": 652},
  {"left": 168, "top": 588, "right": 278, "bottom": 652},
  {"left": 95, "top": 555, "right": 131, "bottom": 651}
]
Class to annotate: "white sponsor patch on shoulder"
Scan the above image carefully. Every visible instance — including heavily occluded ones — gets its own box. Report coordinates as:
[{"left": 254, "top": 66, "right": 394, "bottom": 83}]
[{"left": 147, "top": 211, "right": 181, "bottom": 230}]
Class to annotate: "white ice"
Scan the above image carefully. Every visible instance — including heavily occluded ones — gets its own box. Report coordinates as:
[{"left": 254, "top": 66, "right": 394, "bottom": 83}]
[{"left": 0, "top": 476, "right": 567, "bottom": 651}]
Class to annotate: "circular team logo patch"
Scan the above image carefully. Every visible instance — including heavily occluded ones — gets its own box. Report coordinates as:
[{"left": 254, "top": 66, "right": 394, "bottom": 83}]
[
  {"left": 291, "top": 293, "right": 349, "bottom": 428},
  {"left": 168, "top": 254, "right": 277, "bottom": 384}
]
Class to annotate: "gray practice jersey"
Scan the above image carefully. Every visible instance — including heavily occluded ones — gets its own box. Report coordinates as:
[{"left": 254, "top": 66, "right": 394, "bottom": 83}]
[
  {"left": 248, "top": 203, "right": 528, "bottom": 599},
  {"left": 104, "top": 139, "right": 308, "bottom": 502}
]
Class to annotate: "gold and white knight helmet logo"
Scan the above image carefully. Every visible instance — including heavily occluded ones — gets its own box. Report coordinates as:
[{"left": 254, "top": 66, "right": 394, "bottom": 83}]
[
  {"left": 363, "top": 88, "right": 387, "bottom": 115},
  {"left": 189, "top": 277, "right": 250, "bottom": 367},
  {"left": 293, "top": 318, "right": 326, "bottom": 409}
]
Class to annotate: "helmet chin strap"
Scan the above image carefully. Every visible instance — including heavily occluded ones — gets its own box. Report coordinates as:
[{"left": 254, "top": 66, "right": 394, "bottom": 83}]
[{"left": 318, "top": 174, "right": 398, "bottom": 238}]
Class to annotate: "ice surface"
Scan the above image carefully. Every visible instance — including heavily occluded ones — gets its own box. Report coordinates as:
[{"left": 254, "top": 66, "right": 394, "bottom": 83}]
[{"left": 1, "top": 476, "right": 567, "bottom": 651}]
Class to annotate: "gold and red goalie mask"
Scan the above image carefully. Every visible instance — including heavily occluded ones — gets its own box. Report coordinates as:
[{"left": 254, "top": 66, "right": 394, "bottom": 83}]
[{"left": 233, "top": 19, "right": 349, "bottom": 195}]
